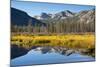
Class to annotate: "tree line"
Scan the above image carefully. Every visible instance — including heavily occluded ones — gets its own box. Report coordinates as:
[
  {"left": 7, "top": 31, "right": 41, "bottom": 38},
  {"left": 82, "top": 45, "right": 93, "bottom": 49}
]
[{"left": 11, "top": 18, "right": 95, "bottom": 34}]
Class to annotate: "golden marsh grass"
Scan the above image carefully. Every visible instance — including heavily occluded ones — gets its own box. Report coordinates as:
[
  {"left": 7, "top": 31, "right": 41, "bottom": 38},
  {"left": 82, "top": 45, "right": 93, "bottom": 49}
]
[{"left": 11, "top": 34, "right": 95, "bottom": 49}]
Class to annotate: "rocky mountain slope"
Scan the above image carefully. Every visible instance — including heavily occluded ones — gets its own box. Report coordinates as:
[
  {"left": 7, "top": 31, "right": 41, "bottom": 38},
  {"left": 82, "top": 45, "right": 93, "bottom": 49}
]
[
  {"left": 11, "top": 8, "right": 45, "bottom": 26},
  {"left": 34, "top": 9, "right": 95, "bottom": 24}
]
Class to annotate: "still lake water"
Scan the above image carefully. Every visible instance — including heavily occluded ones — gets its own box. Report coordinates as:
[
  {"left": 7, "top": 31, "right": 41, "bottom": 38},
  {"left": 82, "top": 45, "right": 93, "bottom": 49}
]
[{"left": 11, "top": 47, "right": 95, "bottom": 66}]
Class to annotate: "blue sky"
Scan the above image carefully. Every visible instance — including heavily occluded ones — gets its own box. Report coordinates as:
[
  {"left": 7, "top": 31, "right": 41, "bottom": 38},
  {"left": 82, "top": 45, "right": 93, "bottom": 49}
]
[{"left": 11, "top": 1, "right": 95, "bottom": 17}]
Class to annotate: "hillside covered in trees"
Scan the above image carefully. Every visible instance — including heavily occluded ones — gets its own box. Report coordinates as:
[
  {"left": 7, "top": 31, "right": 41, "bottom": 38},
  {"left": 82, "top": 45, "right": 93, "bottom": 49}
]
[{"left": 11, "top": 8, "right": 95, "bottom": 34}]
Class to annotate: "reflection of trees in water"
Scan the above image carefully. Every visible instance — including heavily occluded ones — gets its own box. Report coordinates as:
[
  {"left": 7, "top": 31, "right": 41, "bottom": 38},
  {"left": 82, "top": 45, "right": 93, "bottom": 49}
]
[
  {"left": 79, "top": 48, "right": 95, "bottom": 57},
  {"left": 11, "top": 45, "right": 29, "bottom": 59}
]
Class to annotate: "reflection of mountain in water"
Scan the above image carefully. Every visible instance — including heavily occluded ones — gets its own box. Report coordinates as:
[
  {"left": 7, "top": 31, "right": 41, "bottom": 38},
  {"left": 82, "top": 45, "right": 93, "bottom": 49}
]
[
  {"left": 33, "top": 47, "right": 79, "bottom": 56},
  {"left": 11, "top": 45, "right": 94, "bottom": 59},
  {"left": 11, "top": 46, "right": 95, "bottom": 66},
  {"left": 32, "top": 47, "right": 94, "bottom": 57}
]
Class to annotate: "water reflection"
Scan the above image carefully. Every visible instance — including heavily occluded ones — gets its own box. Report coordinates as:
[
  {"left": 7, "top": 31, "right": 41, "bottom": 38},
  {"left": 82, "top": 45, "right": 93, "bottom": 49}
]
[
  {"left": 11, "top": 47, "right": 95, "bottom": 66},
  {"left": 34, "top": 47, "right": 76, "bottom": 56}
]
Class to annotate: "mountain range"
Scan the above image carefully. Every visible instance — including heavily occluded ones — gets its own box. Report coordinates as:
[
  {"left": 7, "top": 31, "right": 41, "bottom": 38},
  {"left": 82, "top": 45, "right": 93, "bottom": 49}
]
[
  {"left": 34, "top": 9, "right": 95, "bottom": 24},
  {"left": 11, "top": 7, "right": 95, "bottom": 26},
  {"left": 34, "top": 10, "right": 75, "bottom": 20}
]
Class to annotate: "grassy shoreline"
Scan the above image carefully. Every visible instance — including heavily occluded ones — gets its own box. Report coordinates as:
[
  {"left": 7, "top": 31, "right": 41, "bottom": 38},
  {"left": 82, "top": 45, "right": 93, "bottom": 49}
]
[{"left": 11, "top": 34, "right": 95, "bottom": 49}]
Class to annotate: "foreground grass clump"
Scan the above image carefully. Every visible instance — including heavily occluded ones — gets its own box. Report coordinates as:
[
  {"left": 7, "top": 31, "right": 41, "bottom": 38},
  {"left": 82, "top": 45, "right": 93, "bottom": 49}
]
[{"left": 11, "top": 34, "right": 95, "bottom": 49}]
